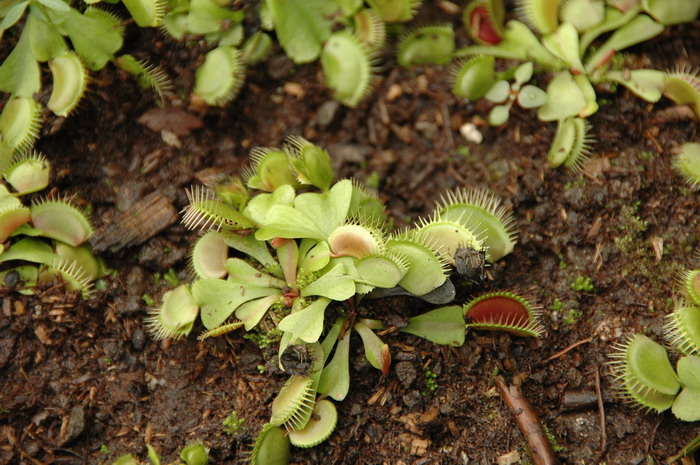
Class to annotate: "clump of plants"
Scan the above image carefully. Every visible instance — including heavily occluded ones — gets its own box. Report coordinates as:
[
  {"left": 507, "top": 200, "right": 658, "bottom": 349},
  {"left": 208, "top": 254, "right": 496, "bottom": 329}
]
[
  {"left": 608, "top": 263, "right": 700, "bottom": 421},
  {"left": 146, "top": 137, "right": 544, "bottom": 463},
  {"left": 0, "top": 152, "right": 104, "bottom": 297},
  {"left": 456, "top": 0, "right": 700, "bottom": 170},
  {"left": 0, "top": 0, "right": 172, "bottom": 167}
]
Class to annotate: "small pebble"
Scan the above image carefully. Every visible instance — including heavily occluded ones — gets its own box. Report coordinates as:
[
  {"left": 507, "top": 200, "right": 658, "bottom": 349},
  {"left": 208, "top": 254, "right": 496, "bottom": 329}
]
[
  {"left": 132, "top": 328, "right": 147, "bottom": 351},
  {"left": 394, "top": 361, "right": 418, "bottom": 389},
  {"left": 460, "top": 123, "right": 483, "bottom": 144}
]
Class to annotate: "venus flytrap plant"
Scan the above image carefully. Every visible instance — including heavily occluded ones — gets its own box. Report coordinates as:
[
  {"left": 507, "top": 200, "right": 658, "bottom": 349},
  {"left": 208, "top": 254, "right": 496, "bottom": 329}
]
[{"left": 149, "top": 136, "right": 535, "bottom": 463}]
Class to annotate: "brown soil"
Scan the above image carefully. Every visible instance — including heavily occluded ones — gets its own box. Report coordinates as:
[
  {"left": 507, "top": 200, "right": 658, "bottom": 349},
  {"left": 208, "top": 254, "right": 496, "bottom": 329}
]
[{"left": 2, "top": 6, "right": 700, "bottom": 465}]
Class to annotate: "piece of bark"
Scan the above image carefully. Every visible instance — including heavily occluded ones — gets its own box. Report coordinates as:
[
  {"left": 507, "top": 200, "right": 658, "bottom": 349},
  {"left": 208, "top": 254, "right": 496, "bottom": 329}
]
[
  {"left": 91, "top": 191, "right": 178, "bottom": 253},
  {"left": 495, "top": 375, "right": 559, "bottom": 465},
  {"left": 561, "top": 390, "right": 613, "bottom": 411}
]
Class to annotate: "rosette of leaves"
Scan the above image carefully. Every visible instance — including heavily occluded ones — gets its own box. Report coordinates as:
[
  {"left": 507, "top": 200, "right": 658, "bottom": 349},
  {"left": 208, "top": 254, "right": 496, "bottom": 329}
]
[
  {"left": 480, "top": 62, "right": 548, "bottom": 125},
  {"left": 0, "top": 153, "right": 104, "bottom": 297}
]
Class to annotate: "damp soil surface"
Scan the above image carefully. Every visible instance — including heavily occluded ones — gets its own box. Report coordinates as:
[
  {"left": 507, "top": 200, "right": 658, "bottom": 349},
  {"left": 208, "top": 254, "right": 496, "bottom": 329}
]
[{"left": 2, "top": 7, "right": 700, "bottom": 465}]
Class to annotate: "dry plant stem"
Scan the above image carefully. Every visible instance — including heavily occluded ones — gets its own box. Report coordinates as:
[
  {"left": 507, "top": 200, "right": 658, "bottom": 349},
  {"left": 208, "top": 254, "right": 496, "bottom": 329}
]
[
  {"left": 494, "top": 375, "right": 559, "bottom": 465},
  {"left": 594, "top": 366, "right": 607, "bottom": 459},
  {"left": 541, "top": 337, "right": 593, "bottom": 364}
]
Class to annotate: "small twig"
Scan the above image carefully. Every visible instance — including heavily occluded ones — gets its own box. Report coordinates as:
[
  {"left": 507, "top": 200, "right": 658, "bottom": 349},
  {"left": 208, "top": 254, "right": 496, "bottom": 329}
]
[
  {"left": 541, "top": 337, "right": 593, "bottom": 364},
  {"left": 646, "top": 417, "right": 664, "bottom": 457},
  {"left": 494, "top": 375, "right": 559, "bottom": 465},
  {"left": 594, "top": 366, "right": 607, "bottom": 461}
]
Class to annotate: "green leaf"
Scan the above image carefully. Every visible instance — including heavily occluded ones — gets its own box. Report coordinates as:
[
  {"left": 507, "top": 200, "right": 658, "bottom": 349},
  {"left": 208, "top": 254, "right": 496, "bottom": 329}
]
[
  {"left": 242, "top": 184, "right": 295, "bottom": 226},
  {"left": 220, "top": 231, "right": 282, "bottom": 277},
  {"left": 278, "top": 297, "right": 331, "bottom": 343},
  {"left": 400, "top": 305, "right": 465, "bottom": 346},
  {"left": 0, "top": 1, "right": 28, "bottom": 35},
  {"left": 36, "top": 0, "right": 69, "bottom": 11},
  {"left": 274, "top": 238, "right": 299, "bottom": 285},
  {"left": 456, "top": 21, "right": 564, "bottom": 70},
  {"left": 299, "top": 241, "right": 331, "bottom": 274},
  {"left": 537, "top": 71, "right": 586, "bottom": 121},
  {"left": 513, "top": 62, "right": 533, "bottom": 86},
  {"left": 317, "top": 329, "right": 351, "bottom": 400},
  {"left": 320, "top": 317, "right": 343, "bottom": 363},
  {"left": 235, "top": 295, "right": 280, "bottom": 330},
  {"left": 192, "top": 278, "right": 278, "bottom": 329},
  {"left": 584, "top": 14, "right": 663, "bottom": 74},
  {"left": 385, "top": 237, "right": 447, "bottom": 296},
  {"left": 542, "top": 22, "right": 584, "bottom": 74},
  {"left": 355, "top": 254, "right": 406, "bottom": 288},
  {"left": 255, "top": 180, "right": 352, "bottom": 241},
  {"left": 579, "top": 6, "right": 638, "bottom": 54},
  {"left": 0, "top": 26, "right": 41, "bottom": 97},
  {"left": 672, "top": 387, "right": 700, "bottom": 422},
  {"left": 397, "top": 25, "right": 455, "bottom": 67},
  {"left": 225, "top": 258, "right": 286, "bottom": 288},
  {"left": 122, "top": 0, "right": 164, "bottom": 27},
  {"left": 286, "top": 136, "right": 335, "bottom": 191},
  {"left": 0, "top": 237, "right": 55, "bottom": 265},
  {"left": 61, "top": 7, "right": 124, "bottom": 70},
  {"left": 265, "top": 0, "right": 334, "bottom": 63},
  {"left": 353, "top": 320, "right": 390, "bottom": 374},
  {"left": 517, "top": 85, "right": 548, "bottom": 109},
  {"left": 254, "top": 205, "right": 326, "bottom": 241},
  {"left": 574, "top": 74, "right": 598, "bottom": 118},
  {"left": 677, "top": 356, "right": 700, "bottom": 390},
  {"left": 488, "top": 104, "right": 510, "bottom": 126},
  {"left": 484, "top": 80, "right": 510, "bottom": 103},
  {"left": 642, "top": 0, "right": 700, "bottom": 25},
  {"left": 605, "top": 69, "right": 665, "bottom": 102},
  {"left": 25, "top": 14, "right": 68, "bottom": 62},
  {"left": 293, "top": 179, "right": 352, "bottom": 238},
  {"left": 560, "top": 0, "right": 605, "bottom": 32},
  {"left": 300, "top": 263, "right": 355, "bottom": 300}
]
